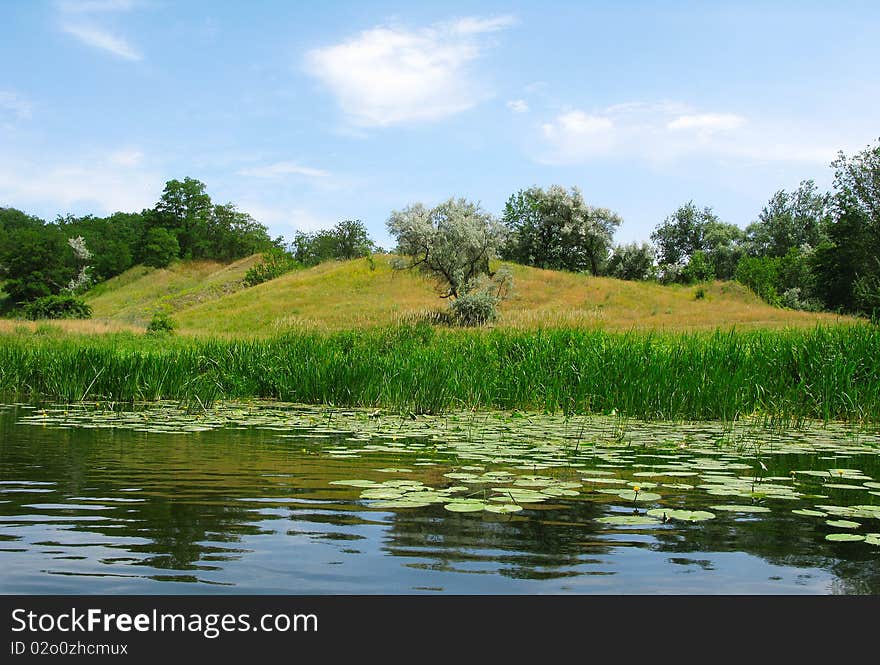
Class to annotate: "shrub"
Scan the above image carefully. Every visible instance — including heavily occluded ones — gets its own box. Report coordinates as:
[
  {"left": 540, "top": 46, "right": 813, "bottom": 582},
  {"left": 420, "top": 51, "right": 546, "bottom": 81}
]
[
  {"left": 736, "top": 255, "right": 781, "bottom": 306},
  {"left": 450, "top": 290, "right": 499, "bottom": 326},
  {"left": 244, "top": 248, "right": 299, "bottom": 287},
  {"left": 23, "top": 295, "right": 92, "bottom": 320},
  {"left": 146, "top": 310, "right": 176, "bottom": 334}
]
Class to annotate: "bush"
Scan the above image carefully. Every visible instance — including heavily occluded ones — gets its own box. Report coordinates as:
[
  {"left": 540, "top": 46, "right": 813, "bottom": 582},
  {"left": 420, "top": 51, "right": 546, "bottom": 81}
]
[
  {"left": 736, "top": 255, "right": 781, "bottom": 306},
  {"left": 780, "top": 287, "right": 823, "bottom": 312},
  {"left": 450, "top": 290, "right": 499, "bottom": 326},
  {"left": 146, "top": 310, "right": 176, "bottom": 334},
  {"left": 244, "top": 248, "right": 299, "bottom": 287},
  {"left": 23, "top": 295, "right": 92, "bottom": 320}
]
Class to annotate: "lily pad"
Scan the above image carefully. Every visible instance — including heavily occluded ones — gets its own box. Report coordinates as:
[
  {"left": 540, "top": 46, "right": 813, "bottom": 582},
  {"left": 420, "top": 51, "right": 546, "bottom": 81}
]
[
  {"left": 617, "top": 490, "right": 661, "bottom": 503},
  {"left": 329, "top": 479, "right": 378, "bottom": 488},
  {"left": 484, "top": 503, "right": 524, "bottom": 514},
  {"left": 825, "top": 519, "right": 860, "bottom": 529},
  {"left": 825, "top": 533, "right": 865, "bottom": 542},
  {"left": 444, "top": 501, "right": 487, "bottom": 513},
  {"left": 792, "top": 509, "right": 827, "bottom": 517}
]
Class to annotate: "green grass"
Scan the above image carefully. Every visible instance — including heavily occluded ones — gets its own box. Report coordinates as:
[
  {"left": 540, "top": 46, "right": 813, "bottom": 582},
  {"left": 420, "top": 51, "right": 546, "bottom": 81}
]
[
  {"left": 76, "top": 255, "right": 854, "bottom": 334},
  {"left": 1, "top": 324, "right": 878, "bottom": 423}
]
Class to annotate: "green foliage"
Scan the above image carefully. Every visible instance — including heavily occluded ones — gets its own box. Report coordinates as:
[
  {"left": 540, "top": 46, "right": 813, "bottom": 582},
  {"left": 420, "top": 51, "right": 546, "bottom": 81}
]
[
  {"left": 150, "top": 177, "right": 275, "bottom": 262},
  {"left": 291, "top": 219, "right": 376, "bottom": 266},
  {"left": 810, "top": 138, "right": 880, "bottom": 313},
  {"left": 244, "top": 248, "right": 300, "bottom": 287},
  {"left": 22, "top": 295, "right": 92, "bottom": 320},
  {"left": 146, "top": 310, "right": 176, "bottom": 334},
  {"left": 501, "top": 185, "right": 621, "bottom": 275},
  {"left": 653, "top": 202, "right": 744, "bottom": 282},
  {"left": 388, "top": 198, "right": 505, "bottom": 298},
  {"left": 745, "top": 180, "right": 829, "bottom": 257},
  {"left": 140, "top": 227, "right": 180, "bottom": 268},
  {"left": 56, "top": 212, "right": 143, "bottom": 281},
  {"left": 606, "top": 242, "right": 655, "bottom": 280},
  {"left": 0, "top": 220, "right": 77, "bottom": 304},
  {"left": 2, "top": 325, "right": 879, "bottom": 423},
  {"left": 681, "top": 250, "right": 715, "bottom": 284},
  {"left": 736, "top": 256, "right": 781, "bottom": 306}
]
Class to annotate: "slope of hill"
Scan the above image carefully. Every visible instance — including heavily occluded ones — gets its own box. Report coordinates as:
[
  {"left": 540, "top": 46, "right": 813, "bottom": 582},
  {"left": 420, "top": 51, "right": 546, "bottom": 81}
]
[
  {"left": 64, "top": 254, "right": 854, "bottom": 335},
  {"left": 86, "top": 255, "right": 261, "bottom": 326}
]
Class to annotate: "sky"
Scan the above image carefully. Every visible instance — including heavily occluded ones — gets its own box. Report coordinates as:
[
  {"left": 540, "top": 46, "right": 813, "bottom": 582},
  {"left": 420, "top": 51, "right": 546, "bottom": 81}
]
[{"left": 1, "top": 0, "right": 878, "bottom": 248}]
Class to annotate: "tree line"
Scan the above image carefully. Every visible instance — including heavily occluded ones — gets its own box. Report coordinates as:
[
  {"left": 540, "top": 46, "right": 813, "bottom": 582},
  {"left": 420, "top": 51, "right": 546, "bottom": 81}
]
[{"left": 1, "top": 137, "right": 878, "bottom": 321}]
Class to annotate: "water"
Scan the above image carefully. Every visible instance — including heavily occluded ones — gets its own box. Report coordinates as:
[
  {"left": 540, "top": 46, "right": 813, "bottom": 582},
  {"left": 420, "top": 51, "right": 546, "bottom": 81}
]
[{"left": 1, "top": 402, "right": 879, "bottom": 594}]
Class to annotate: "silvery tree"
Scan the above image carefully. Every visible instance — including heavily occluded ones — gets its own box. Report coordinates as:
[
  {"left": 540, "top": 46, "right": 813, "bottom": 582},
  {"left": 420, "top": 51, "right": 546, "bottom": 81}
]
[
  {"left": 501, "top": 185, "right": 622, "bottom": 275},
  {"left": 387, "top": 198, "right": 507, "bottom": 299},
  {"left": 65, "top": 235, "right": 93, "bottom": 293}
]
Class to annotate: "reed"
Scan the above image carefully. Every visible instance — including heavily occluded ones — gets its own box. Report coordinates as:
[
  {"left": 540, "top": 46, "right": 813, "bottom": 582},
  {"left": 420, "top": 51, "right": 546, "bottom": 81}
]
[{"left": 1, "top": 324, "right": 878, "bottom": 423}]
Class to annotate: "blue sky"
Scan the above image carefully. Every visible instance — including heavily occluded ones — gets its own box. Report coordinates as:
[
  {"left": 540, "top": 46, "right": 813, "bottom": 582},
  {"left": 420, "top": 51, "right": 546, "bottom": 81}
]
[{"left": 1, "top": 1, "right": 878, "bottom": 248}]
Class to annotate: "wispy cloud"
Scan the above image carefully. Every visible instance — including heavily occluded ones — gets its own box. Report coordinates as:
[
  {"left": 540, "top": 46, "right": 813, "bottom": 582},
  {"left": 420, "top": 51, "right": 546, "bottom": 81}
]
[
  {"left": 238, "top": 161, "right": 330, "bottom": 179},
  {"left": 506, "top": 99, "right": 529, "bottom": 113},
  {"left": 57, "top": 0, "right": 142, "bottom": 60},
  {"left": 61, "top": 23, "right": 141, "bottom": 60},
  {"left": 236, "top": 203, "right": 336, "bottom": 233},
  {"left": 305, "top": 15, "right": 515, "bottom": 127},
  {"left": 667, "top": 113, "right": 746, "bottom": 132},
  {"left": 538, "top": 101, "right": 839, "bottom": 166},
  {"left": 0, "top": 148, "right": 160, "bottom": 214}
]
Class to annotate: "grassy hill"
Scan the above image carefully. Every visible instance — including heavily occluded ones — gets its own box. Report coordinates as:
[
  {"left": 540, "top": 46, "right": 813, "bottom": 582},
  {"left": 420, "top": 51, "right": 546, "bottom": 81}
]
[{"left": 44, "top": 254, "right": 850, "bottom": 335}]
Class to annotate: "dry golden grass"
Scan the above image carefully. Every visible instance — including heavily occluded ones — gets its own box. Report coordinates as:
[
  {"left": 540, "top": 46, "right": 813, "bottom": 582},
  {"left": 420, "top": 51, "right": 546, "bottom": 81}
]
[
  {"left": 0, "top": 318, "right": 141, "bottom": 335},
  {"left": 60, "top": 254, "right": 855, "bottom": 335}
]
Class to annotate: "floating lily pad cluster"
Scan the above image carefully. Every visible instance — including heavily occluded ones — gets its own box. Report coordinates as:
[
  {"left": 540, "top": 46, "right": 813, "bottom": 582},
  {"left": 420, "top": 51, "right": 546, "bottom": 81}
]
[{"left": 9, "top": 400, "right": 880, "bottom": 549}]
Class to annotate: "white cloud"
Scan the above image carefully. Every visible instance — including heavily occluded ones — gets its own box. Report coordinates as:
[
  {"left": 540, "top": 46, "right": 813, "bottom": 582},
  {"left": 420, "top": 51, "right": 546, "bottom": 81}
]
[
  {"left": 667, "top": 113, "right": 746, "bottom": 132},
  {"left": 446, "top": 15, "right": 517, "bottom": 35},
  {"left": 238, "top": 161, "right": 330, "bottom": 179},
  {"left": 305, "top": 15, "right": 514, "bottom": 127},
  {"left": 506, "top": 99, "right": 529, "bottom": 113},
  {"left": 238, "top": 204, "right": 335, "bottom": 233},
  {"left": 0, "top": 149, "right": 161, "bottom": 214},
  {"left": 62, "top": 23, "right": 141, "bottom": 60},
  {"left": 538, "top": 102, "right": 837, "bottom": 166}
]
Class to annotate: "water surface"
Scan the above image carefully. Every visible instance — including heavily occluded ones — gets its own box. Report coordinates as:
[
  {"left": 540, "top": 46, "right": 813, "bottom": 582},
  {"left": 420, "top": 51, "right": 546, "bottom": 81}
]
[{"left": 1, "top": 402, "right": 878, "bottom": 593}]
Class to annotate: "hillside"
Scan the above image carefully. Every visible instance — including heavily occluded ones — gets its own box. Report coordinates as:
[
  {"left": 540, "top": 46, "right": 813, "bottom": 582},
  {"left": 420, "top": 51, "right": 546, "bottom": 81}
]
[{"left": 65, "top": 254, "right": 852, "bottom": 335}]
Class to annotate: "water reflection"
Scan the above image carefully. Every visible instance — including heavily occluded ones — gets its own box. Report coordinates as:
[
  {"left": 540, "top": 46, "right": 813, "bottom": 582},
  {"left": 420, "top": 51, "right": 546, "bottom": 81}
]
[{"left": 0, "top": 403, "right": 878, "bottom": 593}]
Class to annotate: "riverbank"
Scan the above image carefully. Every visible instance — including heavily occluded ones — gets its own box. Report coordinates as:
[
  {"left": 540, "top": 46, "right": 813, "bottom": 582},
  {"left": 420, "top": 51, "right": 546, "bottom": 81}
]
[{"left": 1, "top": 323, "right": 878, "bottom": 422}]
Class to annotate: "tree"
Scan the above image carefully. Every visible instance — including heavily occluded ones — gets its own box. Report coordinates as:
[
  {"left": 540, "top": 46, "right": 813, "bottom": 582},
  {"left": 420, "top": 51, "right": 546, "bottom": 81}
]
[
  {"left": 501, "top": 185, "right": 621, "bottom": 275},
  {"left": 290, "top": 219, "right": 376, "bottom": 266},
  {"left": 206, "top": 203, "right": 276, "bottom": 261},
  {"left": 387, "top": 198, "right": 505, "bottom": 298},
  {"left": 0, "top": 223, "right": 77, "bottom": 304},
  {"left": 815, "top": 138, "right": 880, "bottom": 313},
  {"left": 652, "top": 202, "right": 744, "bottom": 281},
  {"left": 141, "top": 227, "right": 180, "bottom": 268},
  {"left": 153, "top": 177, "right": 212, "bottom": 259},
  {"left": 606, "top": 242, "right": 655, "bottom": 280},
  {"left": 745, "top": 180, "right": 829, "bottom": 258}
]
